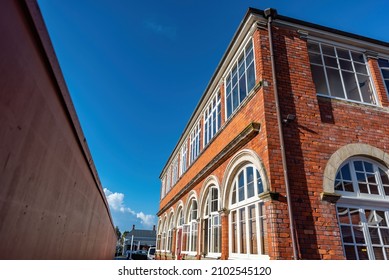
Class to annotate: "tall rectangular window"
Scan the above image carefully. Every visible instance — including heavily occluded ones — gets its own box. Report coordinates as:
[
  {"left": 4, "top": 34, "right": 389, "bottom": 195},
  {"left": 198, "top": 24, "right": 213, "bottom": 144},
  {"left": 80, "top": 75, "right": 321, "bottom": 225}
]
[
  {"left": 308, "top": 41, "right": 377, "bottom": 105},
  {"left": 204, "top": 91, "right": 221, "bottom": 147},
  {"left": 225, "top": 39, "right": 255, "bottom": 119},
  {"left": 172, "top": 156, "right": 178, "bottom": 186},
  {"left": 378, "top": 58, "right": 389, "bottom": 95},
  {"left": 179, "top": 141, "right": 187, "bottom": 176},
  {"left": 189, "top": 121, "right": 201, "bottom": 164}
]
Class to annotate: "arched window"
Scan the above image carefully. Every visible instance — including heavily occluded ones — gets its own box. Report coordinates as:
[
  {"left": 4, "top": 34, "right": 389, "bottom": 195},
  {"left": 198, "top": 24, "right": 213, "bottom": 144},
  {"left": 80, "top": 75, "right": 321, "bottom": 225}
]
[
  {"left": 183, "top": 198, "right": 198, "bottom": 254},
  {"left": 229, "top": 164, "right": 267, "bottom": 259},
  {"left": 335, "top": 157, "right": 389, "bottom": 260},
  {"left": 175, "top": 207, "right": 184, "bottom": 257},
  {"left": 166, "top": 213, "right": 174, "bottom": 252},
  {"left": 203, "top": 186, "right": 221, "bottom": 256}
]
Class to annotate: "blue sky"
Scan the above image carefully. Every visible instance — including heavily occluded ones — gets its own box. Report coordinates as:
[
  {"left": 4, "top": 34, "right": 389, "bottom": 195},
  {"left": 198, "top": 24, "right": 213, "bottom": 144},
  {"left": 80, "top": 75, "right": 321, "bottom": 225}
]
[{"left": 37, "top": 0, "right": 389, "bottom": 232}]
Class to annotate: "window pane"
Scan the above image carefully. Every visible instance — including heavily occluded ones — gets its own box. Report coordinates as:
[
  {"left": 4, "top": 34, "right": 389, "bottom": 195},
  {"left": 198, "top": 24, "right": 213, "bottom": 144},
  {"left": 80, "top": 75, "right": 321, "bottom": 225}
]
[
  {"left": 238, "top": 172, "right": 245, "bottom": 202},
  {"left": 231, "top": 210, "right": 237, "bottom": 253},
  {"left": 307, "top": 42, "right": 320, "bottom": 53},
  {"left": 354, "top": 161, "right": 364, "bottom": 171},
  {"left": 337, "top": 207, "right": 349, "bottom": 224},
  {"left": 247, "top": 167, "right": 254, "bottom": 198},
  {"left": 232, "top": 85, "right": 239, "bottom": 111},
  {"left": 339, "top": 59, "right": 353, "bottom": 71},
  {"left": 239, "top": 74, "right": 247, "bottom": 102},
  {"left": 381, "top": 69, "right": 389, "bottom": 79},
  {"left": 311, "top": 65, "right": 329, "bottom": 94},
  {"left": 247, "top": 63, "right": 255, "bottom": 92},
  {"left": 341, "top": 225, "right": 353, "bottom": 243},
  {"left": 342, "top": 71, "right": 361, "bottom": 101},
  {"left": 337, "top": 48, "right": 350, "bottom": 59},
  {"left": 248, "top": 205, "right": 257, "bottom": 254},
  {"left": 357, "top": 246, "right": 369, "bottom": 260},
  {"left": 256, "top": 170, "right": 264, "bottom": 194},
  {"left": 240, "top": 208, "right": 247, "bottom": 254},
  {"left": 380, "top": 168, "right": 389, "bottom": 185},
  {"left": 344, "top": 245, "right": 357, "bottom": 259},
  {"left": 351, "top": 52, "right": 365, "bottom": 63},
  {"left": 379, "top": 58, "right": 389, "bottom": 68},
  {"left": 231, "top": 182, "right": 236, "bottom": 204},
  {"left": 381, "top": 229, "right": 389, "bottom": 245},
  {"left": 324, "top": 56, "right": 338, "bottom": 68},
  {"left": 309, "top": 52, "right": 322, "bottom": 65},
  {"left": 326, "top": 68, "right": 344, "bottom": 98},
  {"left": 353, "top": 226, "right": 365, "bottom": 244},
  {"left": 369, "top": 227, "right": 381, "bottom": 244},
  {"left": 373, "top": 247, "right": 385, "bottom": 260},
  {"left": 341, "top": 164, "right": 352, "bottom": 180},
  {"left": 357, "top": 75, "right": 375, "bottom": 104},
  {"left": 321, "top": 44, "right": 335, "bottom": 56},
  {"left": 354, "top": 62, "right": 368, "bottom": 75}
]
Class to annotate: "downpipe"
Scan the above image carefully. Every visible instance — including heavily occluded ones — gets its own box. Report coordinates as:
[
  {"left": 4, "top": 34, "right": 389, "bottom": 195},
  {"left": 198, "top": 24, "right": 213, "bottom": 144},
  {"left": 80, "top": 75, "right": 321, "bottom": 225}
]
[{"left": 264, "top": 8, "right": 299, "bottom": 260}]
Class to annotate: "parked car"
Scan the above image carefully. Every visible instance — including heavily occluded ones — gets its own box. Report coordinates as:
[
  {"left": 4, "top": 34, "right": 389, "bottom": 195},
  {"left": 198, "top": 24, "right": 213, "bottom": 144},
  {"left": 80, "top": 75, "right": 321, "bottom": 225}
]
[
  {"left": 147, "top": 247, "right": 155, "bottom": 260},
  {"left": 130, "top": 250, "right": 148, "bottom": 260}
]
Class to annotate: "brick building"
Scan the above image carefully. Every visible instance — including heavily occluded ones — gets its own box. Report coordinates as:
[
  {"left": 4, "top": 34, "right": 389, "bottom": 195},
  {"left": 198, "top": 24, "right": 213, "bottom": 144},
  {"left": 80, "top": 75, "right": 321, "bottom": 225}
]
[{"left": 156, "top": 8, "right": 389, "bottom": 260}]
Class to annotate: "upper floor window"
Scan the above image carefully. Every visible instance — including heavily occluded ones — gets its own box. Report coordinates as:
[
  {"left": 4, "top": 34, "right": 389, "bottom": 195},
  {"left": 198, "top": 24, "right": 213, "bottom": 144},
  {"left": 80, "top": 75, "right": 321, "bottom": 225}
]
[
  {"left": 308, "top": 41, "right": 377, "bottom": 105},
  {"left": 166, "top": 167, "right": 171, "bottom": 193},
  {"left": 335, "top": 157, "right": 389, "bottom": 260},
  {"left": 378, "top": 58, "right": 389, "bottom": 95},
  {"left": 189, "top": 121, "right": 201, "bottom": 164},
  {"left": 172, "top": 156, "right": 178, "bottom": 186},
  {"left": 225, "top": 39, "right": 255, "bottom": 119},
  {"left": 204, "top": 92, "right": 221, "bottom": 147},
  {"left": 180, "top": 141, "right": 188, "bottom": 176}
]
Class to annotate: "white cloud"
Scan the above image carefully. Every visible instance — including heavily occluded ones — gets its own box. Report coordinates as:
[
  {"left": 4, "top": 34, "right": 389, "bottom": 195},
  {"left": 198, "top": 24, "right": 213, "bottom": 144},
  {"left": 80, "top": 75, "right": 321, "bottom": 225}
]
[
  {"left": 103, "top": 188, "right": 155, "bottom": 227},
  {"left": 136, "top": 212, "right": 155, "bottom": 227}
]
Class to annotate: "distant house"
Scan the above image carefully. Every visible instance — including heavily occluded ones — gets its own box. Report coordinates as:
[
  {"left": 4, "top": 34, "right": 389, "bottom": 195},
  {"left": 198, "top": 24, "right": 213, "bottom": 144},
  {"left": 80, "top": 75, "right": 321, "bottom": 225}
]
[{"left": 124, "top": 225, "right": 156, "bottom": 251}]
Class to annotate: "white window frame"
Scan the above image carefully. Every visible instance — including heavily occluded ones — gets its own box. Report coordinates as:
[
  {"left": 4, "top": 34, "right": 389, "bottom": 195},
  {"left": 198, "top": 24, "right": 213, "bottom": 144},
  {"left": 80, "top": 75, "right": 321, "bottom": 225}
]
[
  {"left": 335, "top": 157, "right": 389, "bottom": 260},
  {"left": 378, "top": 57, "right": 389, "bottom": 97},
  {"left": 182, "top": 198, "right": 198, "bottom": 255},
  {"left": 228, "top": 164, "right": 268, "bottom": 260},
  {"left": 224, "top": 37, "right": 256, "bottom": 120},
  {"left": 203, "top": 90, "right": 221, "bottom": 148},
  {"left": 203, "top": 186, "right": 221, "bottom": 258},
  {"left": 172, "top": 156, "right": 178, "bottom": 186},
  {"left": 308, "top": 40, "right": 378, "bottom": 105},
  {"left": 179, "top": 141, "right": 188, "bottom": 177},
  {"left": 166, "top": 213, "right": 174, "bottom": 252},
  {"left": 189, "top": 121, "right": 201, "bottom": 165}
]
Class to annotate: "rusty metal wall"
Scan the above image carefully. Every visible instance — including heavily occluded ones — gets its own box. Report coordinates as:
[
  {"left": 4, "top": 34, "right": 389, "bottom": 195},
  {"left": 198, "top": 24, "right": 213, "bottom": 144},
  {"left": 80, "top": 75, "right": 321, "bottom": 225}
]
[{"left": 0, "top": 0, "right": 117, "bottom": 259}]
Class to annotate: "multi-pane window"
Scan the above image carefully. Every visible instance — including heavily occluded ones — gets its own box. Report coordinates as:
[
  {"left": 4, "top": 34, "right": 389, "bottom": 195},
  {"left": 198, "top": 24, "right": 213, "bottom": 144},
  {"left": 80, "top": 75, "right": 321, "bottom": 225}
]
[
  {"left": 225, "top": 39, "right": 255, "bottom": 119},
  {"left": 335, "top": 158, "right": 389, "bottom": 197},
  {"left": 189, "top": 121, "right": 201, "bottom": 164},
  {"left": 204, "top": 92, "right": 221, "bottom": 147},
  {"left": 180, "top": 141, "right": 188, "bottom": 176},
  {"left": 161, "top": 176, "right": 166, "bottom": 199},
  {"left": 229, "top": 165, "right": 267, "bottom": 258},
  {"left": 378, "top": 58, "right": 389, "bottom": 94},
  {"left": 166, "top": 167, "right": 171, "bottom": 194},
  {"left": 308, "top": 41, "right": 376, "bottom": 105},
  {"left": 184, "top": 199, "right": 198, "bottom": 254},
  {"left": 335, "top": 157, "right": 389, "bottom": 260},
  {"left": 167, "top": 214, "right": 174, "bottom": 252},
  {"left": 203, "top": 187, "right": 221, "bottom": 255},
  {"left": 337, "top": 207, "right": 389, "bottom": 260},
  {"left": 172, "top": 156, "right": 178, "bottom": 186}
]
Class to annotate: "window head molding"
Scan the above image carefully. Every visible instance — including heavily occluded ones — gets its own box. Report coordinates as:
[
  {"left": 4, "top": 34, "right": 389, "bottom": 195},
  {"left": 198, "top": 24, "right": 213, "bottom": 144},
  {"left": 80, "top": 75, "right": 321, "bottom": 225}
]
[
  {"left": 322, "top": 143, "right": 389, "bottom": 201},
  {"left": 221, "top": 149, "right": 269, "bottom": 209}
]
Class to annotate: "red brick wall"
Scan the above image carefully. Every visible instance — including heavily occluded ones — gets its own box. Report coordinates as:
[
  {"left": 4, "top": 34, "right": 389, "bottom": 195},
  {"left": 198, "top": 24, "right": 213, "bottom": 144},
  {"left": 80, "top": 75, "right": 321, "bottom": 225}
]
[{"left": 158, "top": 22, "right": 389, "bottom": 260}]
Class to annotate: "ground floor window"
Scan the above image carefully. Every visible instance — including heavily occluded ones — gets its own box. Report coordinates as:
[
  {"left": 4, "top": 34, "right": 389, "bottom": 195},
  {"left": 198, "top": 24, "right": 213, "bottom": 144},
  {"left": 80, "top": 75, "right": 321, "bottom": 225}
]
[
  {"left": 337, "top": 206, "right": 389, "bottom": 259},
  {"left": 335, "top": 157, "right": 389, "bottom": 260},
  {"left": 229, "top": 164, "right": 267, "bottom": 259}
]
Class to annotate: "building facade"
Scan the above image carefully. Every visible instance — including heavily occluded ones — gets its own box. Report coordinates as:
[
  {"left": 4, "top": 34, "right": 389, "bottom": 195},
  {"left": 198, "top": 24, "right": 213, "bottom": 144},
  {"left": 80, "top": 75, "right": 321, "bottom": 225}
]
[{"left": 156, "top": 8, "right": 389, "bottom": 260}]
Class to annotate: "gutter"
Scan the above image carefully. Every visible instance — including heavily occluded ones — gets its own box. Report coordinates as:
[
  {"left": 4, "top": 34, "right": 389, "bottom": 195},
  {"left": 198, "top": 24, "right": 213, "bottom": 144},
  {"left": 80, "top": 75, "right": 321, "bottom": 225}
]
[{"left": 263, "top": 8, "right": 298, "bottom": 260}]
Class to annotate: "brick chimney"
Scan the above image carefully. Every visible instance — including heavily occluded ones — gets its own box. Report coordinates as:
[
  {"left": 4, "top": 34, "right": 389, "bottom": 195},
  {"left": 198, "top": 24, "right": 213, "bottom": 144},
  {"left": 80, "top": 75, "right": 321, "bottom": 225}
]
[
  {"left": 152, "top": 225, "right": 156, "bottom": 231},
  {"left": 132, "top": 224, "right": 135, "bottom": 230}
]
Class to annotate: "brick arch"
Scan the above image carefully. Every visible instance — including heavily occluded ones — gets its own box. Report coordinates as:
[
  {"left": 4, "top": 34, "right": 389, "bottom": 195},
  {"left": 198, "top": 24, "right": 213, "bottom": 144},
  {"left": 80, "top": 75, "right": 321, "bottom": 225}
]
[
  {"left": 221, "top": 149, "right": 269, "bottom": 209},
  {"left": 322, "top": 143, "right": 389, "bottom": 195}
]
